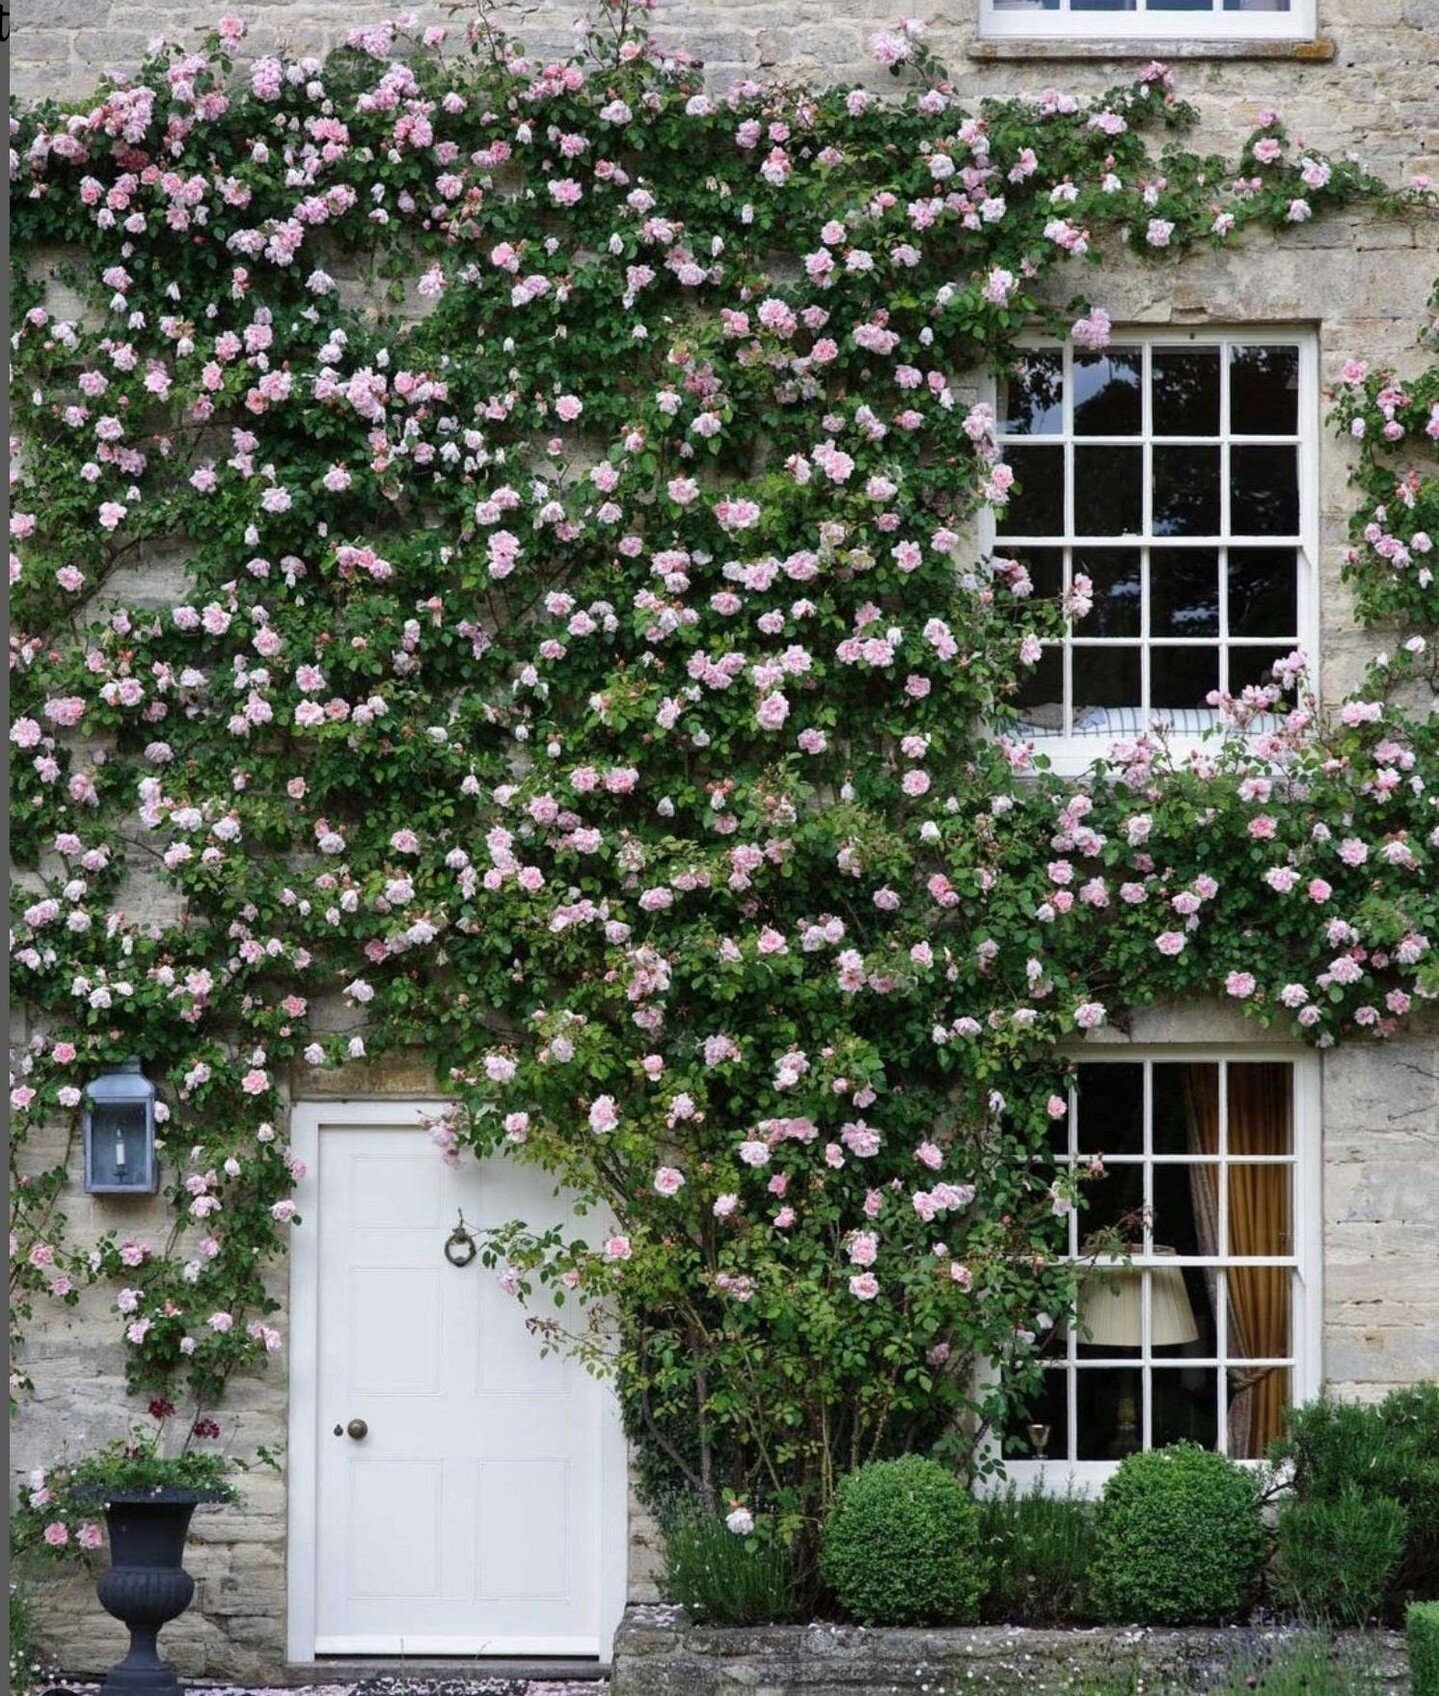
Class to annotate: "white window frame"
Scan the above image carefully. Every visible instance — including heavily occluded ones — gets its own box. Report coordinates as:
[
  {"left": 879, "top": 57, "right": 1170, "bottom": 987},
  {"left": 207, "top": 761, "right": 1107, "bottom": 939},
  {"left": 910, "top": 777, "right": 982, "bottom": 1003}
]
[
  {"left": 982, "top": 327, "right": 1320, "bottom": 777},
  {"left": 985, "top": 1049, "right": 1322, "bottom": 1495},
  {"left": 980, "top": 0, "right": 1318, "bottom": 43}
]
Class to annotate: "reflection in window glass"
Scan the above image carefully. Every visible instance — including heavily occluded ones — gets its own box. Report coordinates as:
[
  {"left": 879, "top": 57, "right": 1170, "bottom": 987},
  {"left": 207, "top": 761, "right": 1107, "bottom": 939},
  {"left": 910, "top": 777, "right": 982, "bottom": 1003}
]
[
  {"left": 1001, "top": 351, "right": 1064, "bottom": 435},
  {"left": 1073, "top": 349, "right": 1143, "bottom": 436}
]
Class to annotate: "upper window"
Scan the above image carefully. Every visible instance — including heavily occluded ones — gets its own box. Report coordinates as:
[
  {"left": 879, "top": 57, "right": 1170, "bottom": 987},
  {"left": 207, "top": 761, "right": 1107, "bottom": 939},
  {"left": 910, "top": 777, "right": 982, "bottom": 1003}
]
[
  {"left": 1000, "top": 1056, "right": 1320, "bottom": 1483},
  {"left": 987, "top": 331, "right": 1316, "bottom": 760},
  {"left": 982, "top": 0, "right": 1317, "bottom": 42}
]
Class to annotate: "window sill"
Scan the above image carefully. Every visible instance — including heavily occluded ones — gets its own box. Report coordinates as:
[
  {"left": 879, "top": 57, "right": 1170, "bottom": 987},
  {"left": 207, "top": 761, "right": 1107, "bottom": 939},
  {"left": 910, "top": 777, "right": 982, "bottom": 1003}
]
[{"left": 968, "top": 36, "right": 1335, "bottom": 62}]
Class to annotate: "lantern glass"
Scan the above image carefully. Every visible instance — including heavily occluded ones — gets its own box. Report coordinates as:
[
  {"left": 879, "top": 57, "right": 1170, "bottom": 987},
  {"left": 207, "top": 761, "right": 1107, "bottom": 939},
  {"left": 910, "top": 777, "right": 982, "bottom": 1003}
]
[{"left": 83, "top": 1061, "right": 158, "bottom": 1194}]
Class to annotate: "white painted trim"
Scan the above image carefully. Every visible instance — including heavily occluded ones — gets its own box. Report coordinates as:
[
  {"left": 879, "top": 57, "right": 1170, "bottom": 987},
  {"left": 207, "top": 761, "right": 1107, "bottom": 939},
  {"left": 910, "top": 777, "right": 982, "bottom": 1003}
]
[
  {"left": 979, "top": 1049, "right": 1322, "bottom": 1490},
  {"left": 315, "top": 1635, "right": 604, "bottom": 1656},
  {"left": 285, "top": 1099, "right": 629, "bottom": 1664},
  {"left": 981, "top": 0, "right": 1316, "bottom": 42}
]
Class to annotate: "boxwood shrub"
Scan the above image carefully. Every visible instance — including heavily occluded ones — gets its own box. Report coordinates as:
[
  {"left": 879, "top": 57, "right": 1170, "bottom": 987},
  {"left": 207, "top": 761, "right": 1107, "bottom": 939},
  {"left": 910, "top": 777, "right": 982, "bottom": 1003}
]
[
  {"left": 1092, "top": 1444, "right": 1266, "bottom": 1625},
  {"left": 820, "top": 1456, "right": 987, "bottom": 1625}
]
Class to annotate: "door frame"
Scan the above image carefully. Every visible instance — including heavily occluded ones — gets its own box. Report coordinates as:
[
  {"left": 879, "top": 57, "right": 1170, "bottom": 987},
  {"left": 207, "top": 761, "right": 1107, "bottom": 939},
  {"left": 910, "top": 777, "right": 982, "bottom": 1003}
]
[{"left": 285, "top": 1098, "right": 630, "bottom": 1662}]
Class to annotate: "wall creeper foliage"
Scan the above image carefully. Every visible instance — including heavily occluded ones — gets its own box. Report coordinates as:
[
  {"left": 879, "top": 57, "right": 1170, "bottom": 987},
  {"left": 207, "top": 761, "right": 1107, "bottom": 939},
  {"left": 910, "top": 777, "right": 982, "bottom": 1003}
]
[{"left": 8, "top": 2, "right": 1439, "bottom": 1548}]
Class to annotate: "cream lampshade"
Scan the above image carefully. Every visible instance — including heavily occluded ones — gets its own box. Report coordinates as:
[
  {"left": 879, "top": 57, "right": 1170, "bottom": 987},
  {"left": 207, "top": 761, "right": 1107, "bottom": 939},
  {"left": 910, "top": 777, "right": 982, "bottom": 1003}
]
[{"left": 1079, "top": 1247, "right": 1199, "bottom": 1349}]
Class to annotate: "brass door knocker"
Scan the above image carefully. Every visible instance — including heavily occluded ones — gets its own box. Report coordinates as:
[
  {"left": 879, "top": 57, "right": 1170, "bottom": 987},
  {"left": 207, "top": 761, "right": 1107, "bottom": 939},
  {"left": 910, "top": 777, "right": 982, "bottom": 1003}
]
[{"left": 444, "top": 1209, "right": 478, "bottom": 1267}]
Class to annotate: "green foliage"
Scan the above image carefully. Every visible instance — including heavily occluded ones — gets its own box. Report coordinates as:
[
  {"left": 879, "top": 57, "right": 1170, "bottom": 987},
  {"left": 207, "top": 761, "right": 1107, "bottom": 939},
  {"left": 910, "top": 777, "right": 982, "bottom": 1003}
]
[
  {"left": 1073, "top": 1636, "right": 1385, "bottom": 1696},
  {"left": 1271, "top": 1387, "right": 1439, "bottom": 1612},
  {"left": 8, "top": 1584, "right": 46, "bottom": 1696},
  {"left": 978, "top": 1481, "right": 1095, "bottom": 1625},
  {"left": 1274, "top": 1486, "right": 1408, "bottom": 1627},
  {"left": 820, "top": 1456, "right": 987, "bottom": 1625},
  {"left": 1092, "top": 1444, "right": 1265, "bottom": 1626},
  {"left": 658, "top": 1496, "right": 800, "bottom": 1624},
  {"left": 6, "top": 6, "right": 1438, "bottom": 1542},
  {"left": 1410, "top": 1602, "right": 1439, "bottom": 1696}
]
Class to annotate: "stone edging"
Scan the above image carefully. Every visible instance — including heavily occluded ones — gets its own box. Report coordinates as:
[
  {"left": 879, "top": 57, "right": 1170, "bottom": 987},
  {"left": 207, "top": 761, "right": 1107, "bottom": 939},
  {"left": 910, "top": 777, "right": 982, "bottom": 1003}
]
[{"left": 610, "top": 1605, "right": 1409, "bottom": 1694}]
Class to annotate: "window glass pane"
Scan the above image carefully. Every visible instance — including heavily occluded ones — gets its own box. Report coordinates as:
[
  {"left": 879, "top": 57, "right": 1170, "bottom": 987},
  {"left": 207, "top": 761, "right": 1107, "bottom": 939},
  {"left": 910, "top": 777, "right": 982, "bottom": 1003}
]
[
  {"left": 1078, "top": 1266, "right": 1143, "bottom": 1354},
  {"left": 1227, "top": 1167, "right": 1292, "bottom": 1257},
  {"left": 1073, "top": 349, "right": 1143, "bottom": 436},
  {"left": 1226, "top": 1269, "right": 1292, "bottom": 1358},
  {"left": 1001, "top": 351, "right": 1064, "bottom": 435},
  {"left": 1227, "top": 547, "right": 1297, "bottom": 636},
  {"left": 1230, "top": 344, "right": 1299, "bottom": 433},
  {"left": 1012, "top": 647, "right": 1065, "bottom": 734},
  {"left": 1005, "top": 544, "right": 1065, "bottom": 603},
  {"left": 1153, "top": 446, "right": 1221, "bottom": 536},
  {"left": 1003, "top": 1368, "right": 1068, "bottom": 1462},
  {"left": 1152, "top": 1063, "right": 1215, "bottom": 1155},
  {"left": 1151, "top": 1163, "right": 1213, "bottom": 1261},
  {"left": 1151, "top": 547, "right": 1219, "bottom": 637},
  {"left": 1151, "top": 644, "right": 1218, "bottom": 712},
  {"left": 993, "top": 1, "right": 1061, "bottom": 9},
  {"left": 1228, "top": 1062, "right": 1293, "bottom": 1156},
  {"left": 1152, "top": 347, "right": 1221, "bottom": 436},
  {"left": 1227, "top": 646, "right": 1295, "bottom": 703},
  {"left": 1223, "top": 0, "right": 1292, "bottom": 14},
  {"left": 1227, "top": 1366, "right": 1290, "bottom": 1460},
  {"left": 1154, "top": 1261, "right": 1219, "bottom": 1356},
  {"left": 1153, "top": 1369, "right": 1221, "bottom": 1448},
  {"left": 1076, "top": 1063, "right": 1143, "bottom": 1154},
  {"left": 1073, "top": 646, "right": 1141, "bottom": 722},
  {"left": 1080, "top": 1163, "right": 1146, "bottom": 1248},
  {"left": 1074, "top": 549, "right": 1141, "bottom": 637},
  {"left": 1231, "top": 445, "right": 1299, "bottom": 535},
  {"left": 1076, "top": 1369, "right": 1143, "bottom": 1459},
  {"left": 997, "top": 446, "right": 1065, "bottom": 535},
  {"left": 1074, "top": 446, "right": 1142, "bottom": 535}
]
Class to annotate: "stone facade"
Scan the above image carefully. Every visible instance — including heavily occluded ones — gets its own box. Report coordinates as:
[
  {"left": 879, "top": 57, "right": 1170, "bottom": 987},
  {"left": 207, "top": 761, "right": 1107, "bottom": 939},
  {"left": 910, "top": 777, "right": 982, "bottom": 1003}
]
[
  {"left": 609, "top": 1608, "right": 1411, "bottom": 1696},
  {"left": 9, "top": 0, "right": 1438, "bottom": 1678}
]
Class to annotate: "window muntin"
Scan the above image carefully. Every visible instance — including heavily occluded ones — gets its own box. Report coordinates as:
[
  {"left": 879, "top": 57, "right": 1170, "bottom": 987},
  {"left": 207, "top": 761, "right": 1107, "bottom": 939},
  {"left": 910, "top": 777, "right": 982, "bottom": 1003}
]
[
  {"left": 1002, "top": 1057, "right": 1317, "bottom": 1471},
  {"left": 983, "top": 0, "right": 1316, "bottom": 42},
  {"left": 990, "top": 333, "right": 1315, "bottom": 752}
]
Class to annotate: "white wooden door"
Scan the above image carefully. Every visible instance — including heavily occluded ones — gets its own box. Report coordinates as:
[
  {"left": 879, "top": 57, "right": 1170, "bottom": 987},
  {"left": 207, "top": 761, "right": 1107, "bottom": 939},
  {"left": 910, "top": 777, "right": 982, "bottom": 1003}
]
[{"left": 307, "top": 1119, "right": 621, "bottom": 1656}]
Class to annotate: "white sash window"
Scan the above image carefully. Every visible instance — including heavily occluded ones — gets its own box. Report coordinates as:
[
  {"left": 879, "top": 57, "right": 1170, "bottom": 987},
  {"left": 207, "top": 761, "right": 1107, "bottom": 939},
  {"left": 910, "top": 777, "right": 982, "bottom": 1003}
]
[
  {"left": 982, "top": 0, "right": 1317, "bottom": 42},
  {"left": 999, "top": 1055, "right": 1321, "bottom": 1488}
]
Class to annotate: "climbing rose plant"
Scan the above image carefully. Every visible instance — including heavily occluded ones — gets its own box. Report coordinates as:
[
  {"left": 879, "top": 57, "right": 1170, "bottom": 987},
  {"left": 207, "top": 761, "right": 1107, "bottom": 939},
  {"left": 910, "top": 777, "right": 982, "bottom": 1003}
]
[{"left": 9, "top": 3, "right": 1438, "bottom": 1557}]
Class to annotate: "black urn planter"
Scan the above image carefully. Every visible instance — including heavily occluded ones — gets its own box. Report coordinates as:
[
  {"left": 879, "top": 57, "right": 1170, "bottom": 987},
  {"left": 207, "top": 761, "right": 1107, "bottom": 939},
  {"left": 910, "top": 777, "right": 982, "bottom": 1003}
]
[{"left": 90, "top": 1487, "right": 225, "bottom": 1696}]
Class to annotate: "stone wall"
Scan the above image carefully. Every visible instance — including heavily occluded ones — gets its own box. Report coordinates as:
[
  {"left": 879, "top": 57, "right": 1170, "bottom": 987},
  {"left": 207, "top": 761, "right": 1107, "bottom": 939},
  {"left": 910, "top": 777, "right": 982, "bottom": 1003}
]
[
  {"left": 609, "top": 1608, "right": 1412, "bottom": 1696},
  {"left": 9, "top": 0, "right": 1438, "bottom": 1676}
]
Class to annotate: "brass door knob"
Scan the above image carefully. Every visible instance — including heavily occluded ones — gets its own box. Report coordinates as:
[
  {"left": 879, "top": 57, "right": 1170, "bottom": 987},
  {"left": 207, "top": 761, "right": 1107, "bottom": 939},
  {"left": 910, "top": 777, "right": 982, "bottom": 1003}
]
[{"left": 346, "top": 1418, "right": 368, "bottom": 1440}]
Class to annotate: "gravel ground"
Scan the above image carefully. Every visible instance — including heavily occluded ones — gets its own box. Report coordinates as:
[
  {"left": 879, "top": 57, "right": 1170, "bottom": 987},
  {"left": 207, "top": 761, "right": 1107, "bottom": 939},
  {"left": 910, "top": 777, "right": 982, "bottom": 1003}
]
[{"left": 41, "top": 1682, "right": 605, "bottom": 1695}]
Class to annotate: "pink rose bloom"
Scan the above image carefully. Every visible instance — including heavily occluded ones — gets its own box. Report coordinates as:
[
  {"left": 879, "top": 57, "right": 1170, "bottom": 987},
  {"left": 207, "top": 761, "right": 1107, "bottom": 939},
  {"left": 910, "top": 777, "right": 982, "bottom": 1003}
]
[
  {"left": 1306, "top": 879, "right": 1332, "bottom": 904},
  {"left": 1074, "top": 1001, "right": 1106, "bottom": 1030},
  {"left": 78, "top": 1522, "right": 105, "bottom": 1550},
  {"left": 848, "top": 1231, "right": 879, "bottom": 1267},
  {"left": 603, "top": 1235, "right": 632, "bottom": 1261},
  {"left": 44, "top": 1522, "right": 70, "bottom": 1547},
  {"left": 1225, "top": 972, "right": 1258, "bottom": 999},
  {"left": 653, "top": 1167, "right": 685, "bottom": 1196},
  {"left": 849, "top": 1272, "right": 880, "bottom": 1301},
  {"left": 1156, "top": 931, "right": 1187, "bottom": 957}
]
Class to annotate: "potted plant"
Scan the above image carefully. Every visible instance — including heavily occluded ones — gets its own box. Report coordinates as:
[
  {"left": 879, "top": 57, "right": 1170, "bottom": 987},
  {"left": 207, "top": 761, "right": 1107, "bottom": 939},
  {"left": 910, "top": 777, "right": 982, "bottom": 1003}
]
[{"left": 25, "top": 1401, "right": 244, "bottom": 1696}]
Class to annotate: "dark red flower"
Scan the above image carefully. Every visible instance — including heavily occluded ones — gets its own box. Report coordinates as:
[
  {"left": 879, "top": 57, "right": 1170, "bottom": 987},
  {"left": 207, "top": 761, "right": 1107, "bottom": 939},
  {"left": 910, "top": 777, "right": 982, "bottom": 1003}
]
[
  {"left": 192, "top": 1417, "right": 222, "bottom": 1440},
  {"left": 147, "top": 1397, "right": 176, "bottom": 1421}
]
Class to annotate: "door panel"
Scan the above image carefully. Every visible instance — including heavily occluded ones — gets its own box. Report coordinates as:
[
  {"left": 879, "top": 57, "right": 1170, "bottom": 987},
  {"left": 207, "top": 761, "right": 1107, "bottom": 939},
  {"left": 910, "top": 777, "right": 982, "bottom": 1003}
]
[{"left": 313, "top": 1125, "right": 611, "bottom": 1654}]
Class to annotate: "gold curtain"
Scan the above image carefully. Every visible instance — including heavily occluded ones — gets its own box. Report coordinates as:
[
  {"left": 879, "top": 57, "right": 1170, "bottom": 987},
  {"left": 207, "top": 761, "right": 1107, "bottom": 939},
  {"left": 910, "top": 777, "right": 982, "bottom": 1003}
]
[{"left": 1184, "top": 1063, "right": 1291, "bottom": 1458}]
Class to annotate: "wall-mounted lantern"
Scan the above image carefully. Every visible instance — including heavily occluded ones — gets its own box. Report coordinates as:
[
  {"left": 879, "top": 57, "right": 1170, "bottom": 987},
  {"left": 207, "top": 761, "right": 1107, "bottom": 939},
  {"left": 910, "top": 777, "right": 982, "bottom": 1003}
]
[{"left": 83, "top": 1059, "right": 159, "bottom": 1195}]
